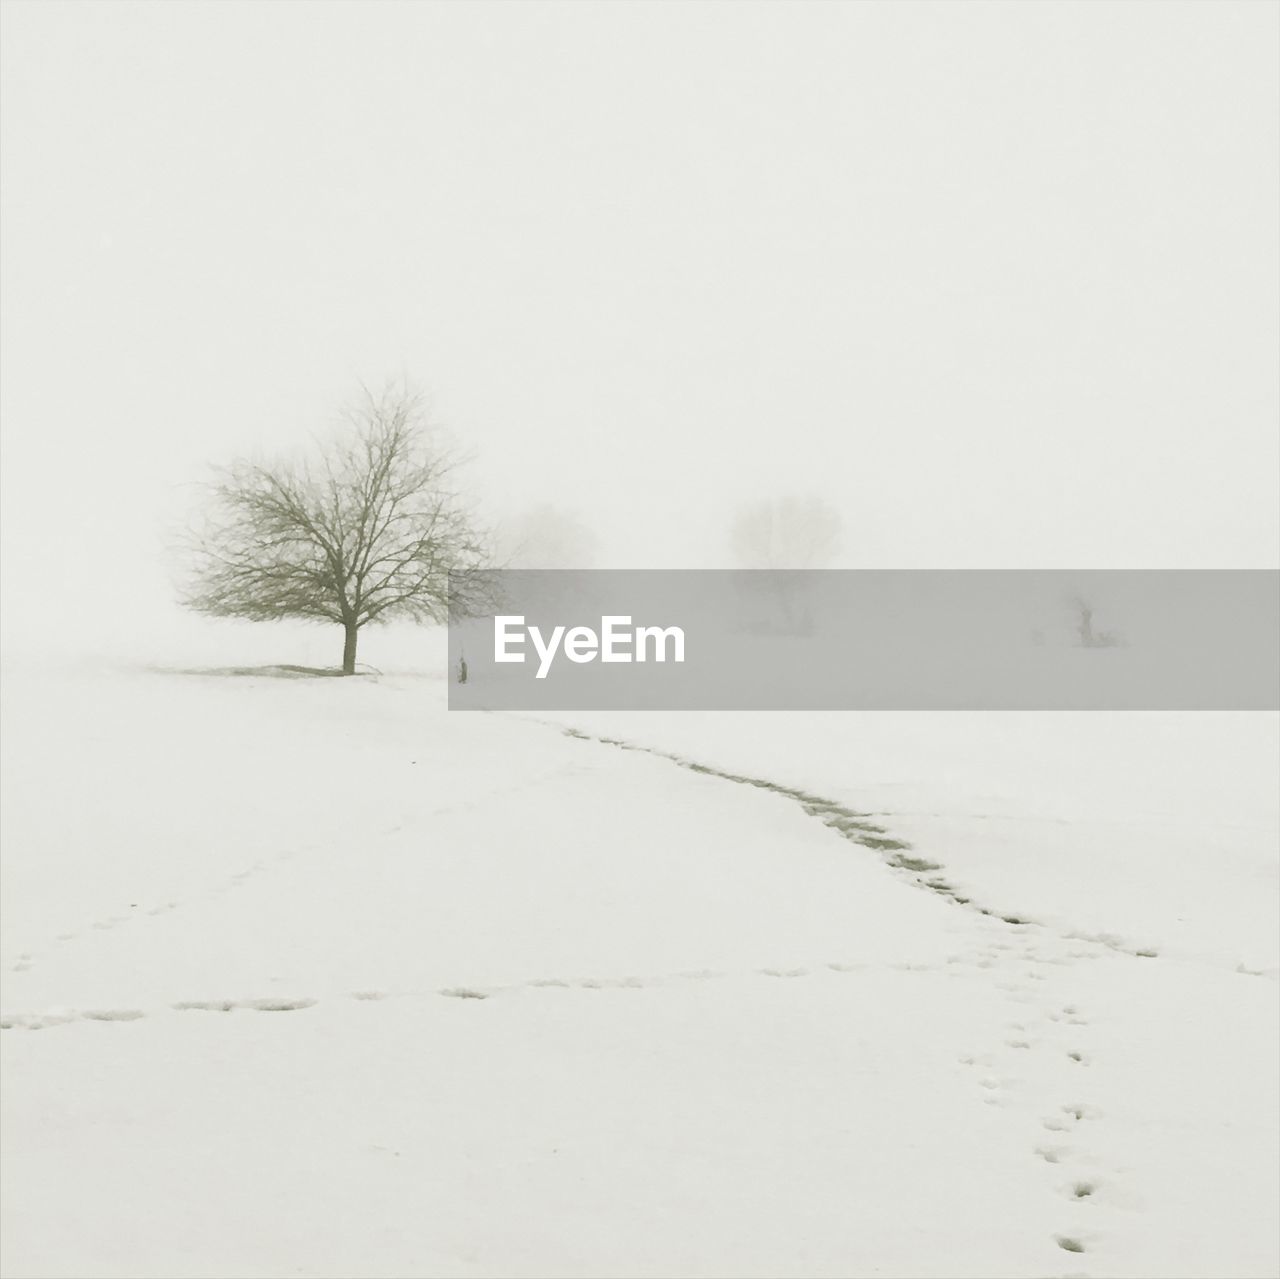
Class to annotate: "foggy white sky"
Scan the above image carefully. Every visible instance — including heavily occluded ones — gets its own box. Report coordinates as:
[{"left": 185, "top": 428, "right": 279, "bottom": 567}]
[{"left": 2, "top": 1, "right": 1277, "bottom": 656}]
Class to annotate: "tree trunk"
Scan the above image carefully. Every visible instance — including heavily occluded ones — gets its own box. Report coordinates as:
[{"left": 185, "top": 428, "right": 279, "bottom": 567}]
[
  {"left": 342, "top": 622, "right": 359, "bottom": 675},
  {"left": 1077, "top": 603, "right": 1095, "bottom": 648}
]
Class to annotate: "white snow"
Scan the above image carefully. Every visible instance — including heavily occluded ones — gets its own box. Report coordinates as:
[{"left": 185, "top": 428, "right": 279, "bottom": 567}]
[{"left": 2, "top": 659, "right": 1277, "bottom": 1278}]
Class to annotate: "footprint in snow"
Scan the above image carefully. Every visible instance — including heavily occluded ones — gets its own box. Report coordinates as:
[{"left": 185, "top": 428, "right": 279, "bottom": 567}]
[
  {"left": 173, "top": 997, "right": 315, "bottom": 1013},
  {"left": 1049, "top": 1005, "right": 1089, "bottom": 1025},
  {"left": 1056, "top": 1104, "right": 1102, "bottom": 1127},
  {"left": 1035, "top": 1145, "right": 1071, "bottom": 1164}
]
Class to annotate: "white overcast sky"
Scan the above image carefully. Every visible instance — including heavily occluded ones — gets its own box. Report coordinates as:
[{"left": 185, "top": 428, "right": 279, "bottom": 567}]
[{"left": 1, "top": 1, "right": 1277, "bottom": 654}]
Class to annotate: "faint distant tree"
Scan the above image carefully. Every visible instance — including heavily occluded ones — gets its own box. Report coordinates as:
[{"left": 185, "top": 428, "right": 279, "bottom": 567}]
[
  {"left": 730, "top": 495, "right": 842, "bottom": 570},
  {"left": 729, "top": 496, "right": 843, "bottom": 634},
  {"left": 182, "top": 384, "right": 490, "bottom": 674},
  {"left": 497, "top": 503, "right": 597, "bottom": 568}
]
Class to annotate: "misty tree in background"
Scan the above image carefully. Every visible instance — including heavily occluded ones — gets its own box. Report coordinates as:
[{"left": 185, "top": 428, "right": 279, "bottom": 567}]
[
  {"left": 730, "top": 495, "right": 842, "bottom": 570},
  {"left": 496, "top": 503, "right": 598, "bottom": 568},
  {"left": 729, "top": 496, "right": 843, "bottom": 635},
  {"left": 183, "top": 384, "right": 489, "bottom": 674}
]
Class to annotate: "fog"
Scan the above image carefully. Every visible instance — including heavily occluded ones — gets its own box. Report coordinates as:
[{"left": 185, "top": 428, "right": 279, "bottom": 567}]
[{"left": 2, "top": 1, "right": 1277, "bottom": 660}]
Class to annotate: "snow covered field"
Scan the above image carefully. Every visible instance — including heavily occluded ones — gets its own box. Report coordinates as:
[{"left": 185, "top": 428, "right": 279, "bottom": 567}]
[{"left": 1, "top": 659, "right": 1277, "bottom": 1278}]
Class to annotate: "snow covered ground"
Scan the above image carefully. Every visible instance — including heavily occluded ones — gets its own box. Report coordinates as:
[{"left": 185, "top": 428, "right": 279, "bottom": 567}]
[{"left": 1, "top": 658, "right": 1277, "bottom": 1278}]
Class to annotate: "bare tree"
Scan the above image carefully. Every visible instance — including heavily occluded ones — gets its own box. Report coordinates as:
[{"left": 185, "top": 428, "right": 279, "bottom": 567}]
[
  {"left": 495, "top": 503, "right": 598, "bottom": 568},
  {"left": 729, "top": 495, "right": 842, "bottom": 569},
  {"left": 182, "top": 384, "right": 489, "bottom": 674},
  {"left": 728, "top": 496, "right": 843, "bottom": 635}
]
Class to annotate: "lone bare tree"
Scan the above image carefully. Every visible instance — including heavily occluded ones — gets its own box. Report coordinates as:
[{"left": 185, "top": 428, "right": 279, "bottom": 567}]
[
  {"left": 729, "top": 495, "right": 843, "bottom": 634},
  {"left": 729, "top": 495, "right": 842, "bottom": 570},
  {"left": 496, "top": 503, "right": 598, "bottom": 568},
  {"left": 183, "top": 384, "right": 489, "bottom": 674}
]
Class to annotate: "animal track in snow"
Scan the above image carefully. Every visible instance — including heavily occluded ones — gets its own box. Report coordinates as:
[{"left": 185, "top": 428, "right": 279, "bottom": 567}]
[
  {"left": 173, "top": 996, "right": 315, "bottom": 1013},
  {"left": 1039, "top": 1102, "right": 1099, "bottom": 1133},
  {"left": 1060, "top": 1103, "right": 1100, "bottom": 1122},
  {"left": 0, "top": 954, "right": 949, "bottom": 1033},
  {"left": 558, "top": 726, "right": 1186, "bottom": 984},
  {"left": 1035, "top": 1145, "right": 1071, "bottom": 1164},
  {"left": 553, "top": 726, "right": 1133, "bottom": 1274},
  {"left": 557, "top": 727, "right": 1058, "bottom": 934},
  {"left": 0, "top": 1011, "right": 78, "bottom": 1031},
  {"left": 1048, "top": 1004, "right": 1089, "bottom": 1026}
]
